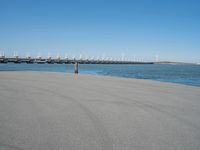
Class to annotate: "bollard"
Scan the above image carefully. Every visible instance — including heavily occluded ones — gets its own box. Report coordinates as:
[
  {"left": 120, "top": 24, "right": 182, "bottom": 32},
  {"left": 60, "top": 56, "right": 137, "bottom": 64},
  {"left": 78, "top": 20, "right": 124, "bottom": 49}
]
[{"left": 74, "top": 62, "right": 78, "bottom": 74}]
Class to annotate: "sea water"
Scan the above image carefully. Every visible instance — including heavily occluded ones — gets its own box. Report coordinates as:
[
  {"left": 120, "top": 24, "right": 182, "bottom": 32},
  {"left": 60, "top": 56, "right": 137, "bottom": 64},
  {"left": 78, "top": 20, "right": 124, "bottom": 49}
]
[{"left": 0, "top": 63, "right": 200, "bottom": 87}]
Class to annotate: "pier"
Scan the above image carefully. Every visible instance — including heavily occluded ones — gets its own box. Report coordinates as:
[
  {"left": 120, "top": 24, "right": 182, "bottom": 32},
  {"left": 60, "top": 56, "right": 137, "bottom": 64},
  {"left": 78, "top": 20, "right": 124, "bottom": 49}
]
[
  {"left": 0, "top": 56, "right": 154, "bottom": 74},
  {"left": 0, "top": 56, "right": 154, "bottom": 64}
]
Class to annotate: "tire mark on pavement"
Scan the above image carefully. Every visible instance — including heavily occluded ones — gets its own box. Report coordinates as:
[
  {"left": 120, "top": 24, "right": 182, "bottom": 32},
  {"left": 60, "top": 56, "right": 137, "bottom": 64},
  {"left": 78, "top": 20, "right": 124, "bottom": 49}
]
[
  {"left": 0, "top": 144, "right": 24, "bottom": 150},
  {"left": 42, "top": 89, "right": 114, "bottom": 150},
  {"left": 0, "top": 77, "right": 114, "bottom": 150}
]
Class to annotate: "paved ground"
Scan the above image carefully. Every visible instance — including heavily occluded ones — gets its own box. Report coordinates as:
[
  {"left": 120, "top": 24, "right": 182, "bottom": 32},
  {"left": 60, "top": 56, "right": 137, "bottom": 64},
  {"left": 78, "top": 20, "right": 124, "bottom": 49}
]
[{"left": 0, "top": 71, "right": 200, "bottom": 150}]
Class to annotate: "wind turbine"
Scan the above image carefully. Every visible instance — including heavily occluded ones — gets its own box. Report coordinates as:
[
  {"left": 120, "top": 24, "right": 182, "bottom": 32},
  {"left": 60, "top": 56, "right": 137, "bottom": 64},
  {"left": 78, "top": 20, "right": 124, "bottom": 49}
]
[
  {"left": 98, "top": 56, "right": 100, "bottom": 61},
  {"left": 56, "top": 53, "right": 61, "bottom": 59},
  {"left": 0, "top": 51, "right": 5, "bottom": 58},
  {"left": 25, "top": 52, "right": 31, "bottom": 59},
  {"left": 155, "top": 54, "right": 159, "bottom": 62},
  {"left": 13, "top": 51, "right": 19, "bottom": 58},
  {"left": 121, "top": 53, "right": 125, "bottom": 61},
  {"left": 72, "top": 55, "right": 75, "bottom": 60},
  {"left": 64, "top": 53, "right": 68, "bottom": 59},
  {"left": 133, "top": 55, "right": 136, "bottom": 62},
  {"left": 37, "top": 52, "right": 42, "bottom": 59},
  {"left": 47, "top": 52, "right": 51, "bottom": 59},
  {"left": 79, "top": 54, "right": 82, "bottom": 60}
]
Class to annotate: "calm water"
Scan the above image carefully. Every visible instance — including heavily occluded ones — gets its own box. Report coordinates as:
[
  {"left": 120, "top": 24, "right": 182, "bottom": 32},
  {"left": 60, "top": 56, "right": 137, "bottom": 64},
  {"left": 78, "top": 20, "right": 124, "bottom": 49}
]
[{"left": 0, "top": 63, "right": 200, "bottom": 87}]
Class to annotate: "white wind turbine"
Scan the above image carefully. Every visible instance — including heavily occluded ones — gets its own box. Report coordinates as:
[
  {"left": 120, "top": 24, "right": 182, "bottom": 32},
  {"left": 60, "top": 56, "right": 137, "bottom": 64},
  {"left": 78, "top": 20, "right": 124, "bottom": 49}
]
[
  {"left": 64, "top": 53, "right": 68, "bottom": 59},
  {"left": 47, "top": 52, "right": 51, "bottom": 59},
  {"left": 155, "top": 54, "right": 159, "bottom": 62},
  {"left": 13, "top": 51, "right": 19, "bottom": 58},
  {"left": 26, "top": 52, "right": 31, "bottom": 58},
  {"left": 121, "top": 53, "right": 125, "bottom": 61},
  {"left": 0, "top": 51, "right": 5, "bottom": 58},
  {"left": 56, "top": 53, "right": 61, "bottom": 59},
  {"left": 37, "top": 52, "right": 42, "bottom": 59},
  {"left": 79, "top": 54, "right": 82, "bottom": 60}
]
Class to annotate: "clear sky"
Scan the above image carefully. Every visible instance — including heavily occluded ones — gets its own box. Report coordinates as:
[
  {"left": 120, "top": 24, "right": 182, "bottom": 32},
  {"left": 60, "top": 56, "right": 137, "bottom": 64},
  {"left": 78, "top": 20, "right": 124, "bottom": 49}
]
[{"left": 0, "top": 0, "right": 200, "bottom": 62}]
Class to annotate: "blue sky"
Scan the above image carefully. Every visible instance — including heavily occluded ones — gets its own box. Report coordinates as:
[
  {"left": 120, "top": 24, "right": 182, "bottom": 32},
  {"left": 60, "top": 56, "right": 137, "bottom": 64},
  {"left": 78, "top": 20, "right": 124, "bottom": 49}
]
[{"left": 0, "top": 0, "right": 200, "bottom": 62}]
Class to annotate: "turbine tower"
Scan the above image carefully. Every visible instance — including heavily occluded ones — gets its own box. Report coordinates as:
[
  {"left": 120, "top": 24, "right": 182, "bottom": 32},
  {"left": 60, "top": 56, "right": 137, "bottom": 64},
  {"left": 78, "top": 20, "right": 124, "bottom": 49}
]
[
  {"left": 13, "top": 51, "right": 19, "bottom": 58},
  {"left": 121, "top": 53, "right": 125, "bottom": 61},
  {"left": 64, "top": 53, "right": 68, "bottom": 59},
  {"left": 37, "top": 52, "right": 42, "bottom": 59},
  {"left": 25, "top": 52, "right": 31, "bottom": 58},
  {"left": 56, "top": 53, "right": 60, "bottom": 59},
  {"left": 79, "top": 54, "right": 82, "bottom": 60},
  {"left": 155, "top": 54, "right": 159, "bottom": 62},
  {"left": 47, "top": 52, "right": 51, "bottom": 59}
]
